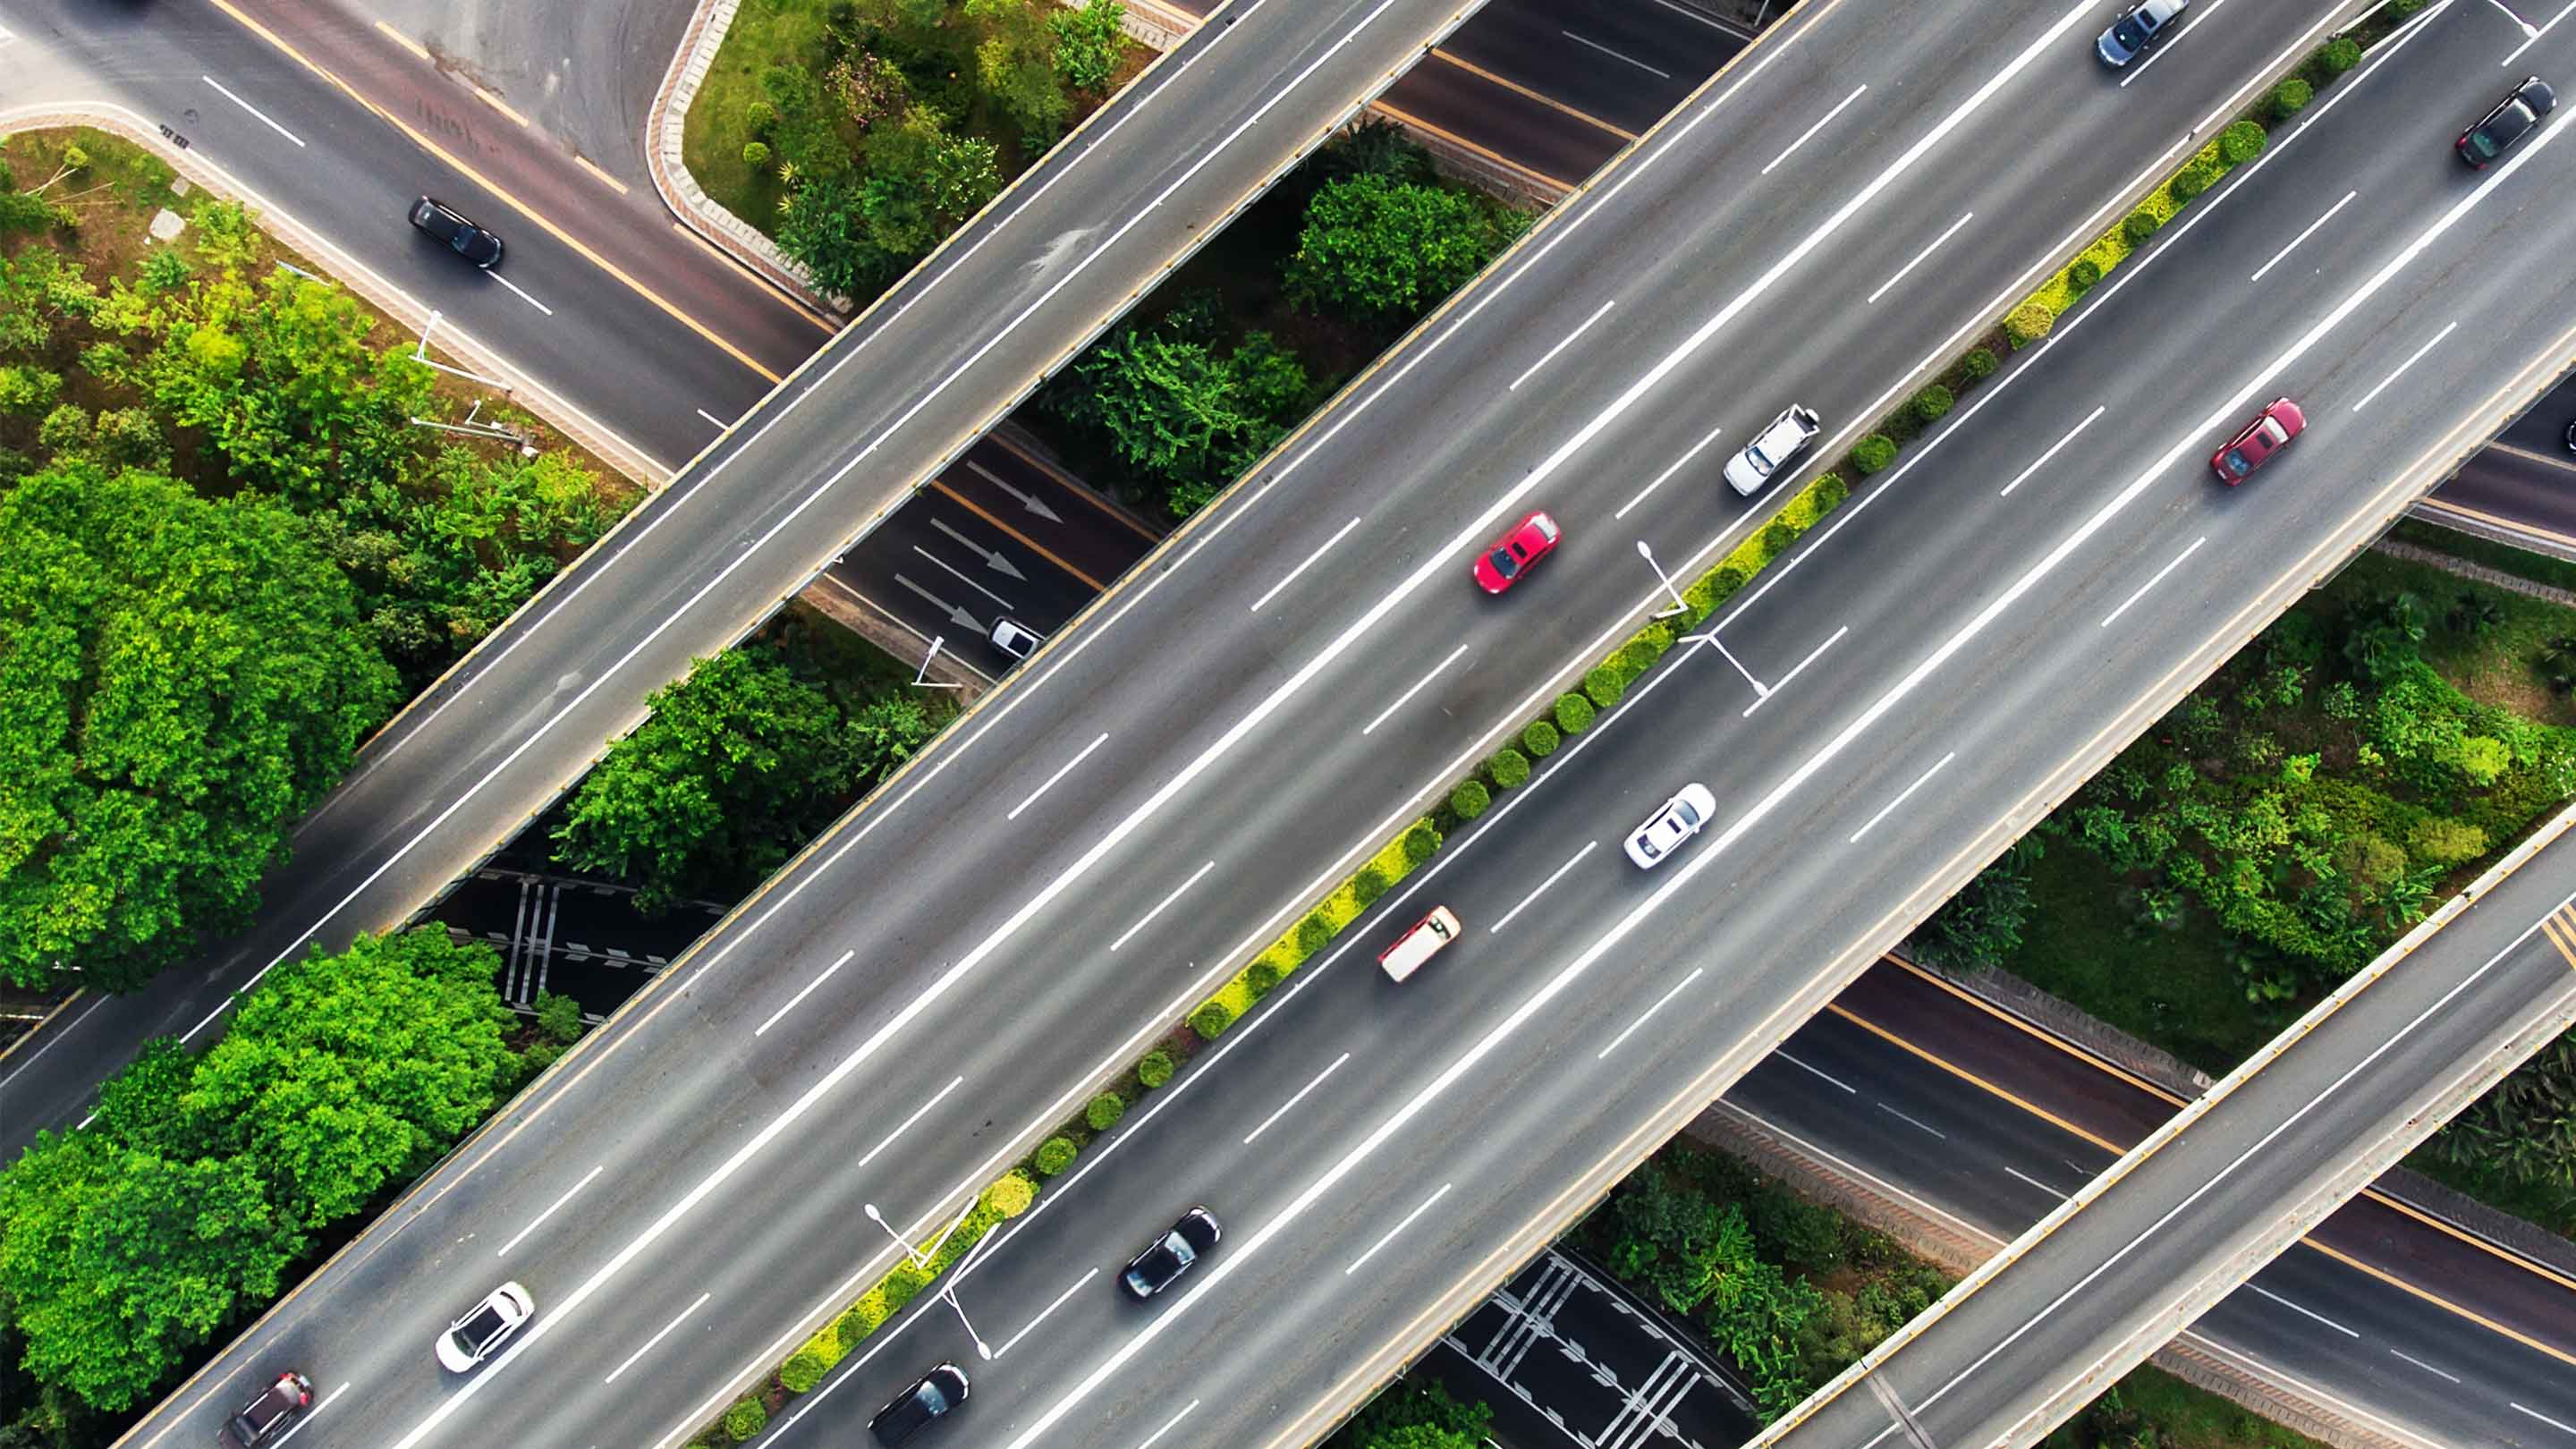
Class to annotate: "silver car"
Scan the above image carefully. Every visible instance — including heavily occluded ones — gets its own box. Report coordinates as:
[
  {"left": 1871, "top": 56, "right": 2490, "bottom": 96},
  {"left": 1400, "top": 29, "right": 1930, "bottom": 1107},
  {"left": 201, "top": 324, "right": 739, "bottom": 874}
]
[
  {"left": 1624, "top": 784, "right": 1718, "bottom": 869},
  {"left": 1724, "top": 405, "right": 1821, "bottom": 496}
]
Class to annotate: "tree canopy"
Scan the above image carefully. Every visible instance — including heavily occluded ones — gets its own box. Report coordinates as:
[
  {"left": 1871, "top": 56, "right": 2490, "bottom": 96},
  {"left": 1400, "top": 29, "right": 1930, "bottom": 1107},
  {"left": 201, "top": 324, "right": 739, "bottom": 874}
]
[{"left": 1283, "top": 173, "right": 1527, "bottom": 322}]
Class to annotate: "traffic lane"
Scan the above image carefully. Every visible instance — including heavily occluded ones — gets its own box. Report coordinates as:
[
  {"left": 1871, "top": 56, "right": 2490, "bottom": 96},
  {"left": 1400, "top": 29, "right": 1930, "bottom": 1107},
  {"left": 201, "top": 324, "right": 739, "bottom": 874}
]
[
  {"left": 1438, "top": 0, "right": 1750, "bottom": 134},
  {"left": 2426, "top": 445, "right": 2576, "bottom": 559},
  {"left": 1377, "top": 54, "right": 1625, "bottom": 190},
  {"left": 836, "top": 488, "right": 1099, "bottom": 661},
  {"left": 945, "top": 433, "right": 1165, "bottom": 585}
]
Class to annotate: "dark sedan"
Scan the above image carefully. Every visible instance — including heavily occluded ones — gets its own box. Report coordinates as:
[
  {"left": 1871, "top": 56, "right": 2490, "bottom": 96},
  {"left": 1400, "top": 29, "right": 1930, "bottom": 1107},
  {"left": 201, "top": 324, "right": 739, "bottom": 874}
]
[
  {"left": 1121, "top": 1206, "right": 1222, "bottom": 1299},
  {"left": 408, "top": 196, "right": 504, "bottom": 269},
  {"left": 2458, "top": 76, "right": 2555, "bottom": 168},
  {"left": 869, "top": 1364, "right": 970, "bottom": 1447},
  {"left": 220, "top": 1370, "right": 313, "bottom": 1448}
]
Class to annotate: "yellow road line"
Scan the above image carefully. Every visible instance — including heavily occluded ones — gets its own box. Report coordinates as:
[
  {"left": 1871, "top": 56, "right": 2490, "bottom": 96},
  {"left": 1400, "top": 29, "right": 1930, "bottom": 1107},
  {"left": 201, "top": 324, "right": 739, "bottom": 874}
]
[
  {"left": 209, "top": 0, "right": 784, "bottom": 383},
  {"left": 1426, "top": 48, "right": 1637, "bottom": 141},
  {"left": 2298, "top": 1236, "right": 2576, "bottom": 1369},
  {"left": 931, "top": 480, "right": 1106, "bottom": 591},
  {"left": 573, "top": 155, "right": 631, "bottom": 196},
  {"left": 1821, "top": 1001, "right": 2125, "bottom": 1153},
  {"left": 1368, "top": 102, "right": 1575, "bottom": 195},
  {"left": 2415, "top": 494, "right": 2576, "bottom": 552},
  {"left": 471, "top": 85, "right": 530, "bottom": 128},
  {"left": 1884, "top": 954, "right": 2182, "bottom": 1103},
  {"left": 986, "top": 432, "right": 1163, "bottom": 540},
  {"left": 667, "top": 223, "right": 842, "bottom": 335},
  {"left": 370, "top": 19, "right": 429, "bottom": 61}
]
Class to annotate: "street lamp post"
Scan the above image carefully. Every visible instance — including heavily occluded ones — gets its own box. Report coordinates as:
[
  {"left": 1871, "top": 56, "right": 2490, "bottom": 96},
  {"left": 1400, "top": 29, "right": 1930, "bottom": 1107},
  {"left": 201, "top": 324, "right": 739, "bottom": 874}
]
[
  {"left": 861, "top": 1202, "right": 995, "bottom": 1359},
  {"left": 1634, "top": 540, "right": 1769, "bottom": 699}
]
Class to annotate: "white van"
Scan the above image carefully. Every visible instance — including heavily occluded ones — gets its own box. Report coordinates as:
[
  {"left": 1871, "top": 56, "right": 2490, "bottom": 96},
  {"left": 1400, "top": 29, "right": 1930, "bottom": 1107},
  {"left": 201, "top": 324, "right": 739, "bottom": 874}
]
[{"left": 1378, "top": 906, "right": 1462, "bottom": 982}]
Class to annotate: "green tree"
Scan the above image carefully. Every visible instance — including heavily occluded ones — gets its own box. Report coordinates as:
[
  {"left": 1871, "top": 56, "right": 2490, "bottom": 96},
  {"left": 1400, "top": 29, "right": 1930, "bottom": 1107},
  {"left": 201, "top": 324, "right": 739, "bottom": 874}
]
[
  {"left": 552, "top": 648, "right": 867, "bottom": 911},
  {"left": 181, "top": 931, "right": 518, "bottom": 1228},
  {"left": 775, "top": 174, "right": 900, "bottom": 300},
  {"left": 1349, "top": 1383, "right": 1490, "bottom": 1449},
  {"left": 964, "top": 0, "right": 1071, "bottom": 145},
  {"left": 1049, "top": 301, "right": 1309, "bottom": 518},
  {"left": 0, "top": 464, "right": 400, "bottom": 990},
  {"left": 1911, "top": 837, "right": 2041, "bottom": 972},
  {"left": 1050, "top": 0, "right": 1126, "bottom": 92},
  {"left": 0, "top": 245, "right": 101, "bottom": 355},
  {"left": 1282, "top": 174, "right": 1525, "bottom": 322}
]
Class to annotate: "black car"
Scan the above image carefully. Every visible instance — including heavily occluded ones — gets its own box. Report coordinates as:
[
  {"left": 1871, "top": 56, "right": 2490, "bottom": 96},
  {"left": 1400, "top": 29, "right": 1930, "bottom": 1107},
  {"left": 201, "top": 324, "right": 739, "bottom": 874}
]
[
  {"left": 2563, "top": 416, "right": 2576, "bottom": 455},
  {"left": 1121, "top": 1206, "right": 1221, "bottom": 1300},
  {"left": 221, "top": 1370, "right": 313, "bottom": 1448},
  {"left": 869, "top": 1364, "right": 970, "bottom": 1447},
  {"left": 407, "top": 196, "right": 504, "bottom": 268},
  {"left": 2095, "top": 0, "right": 2188, "bottom": 67},
  {"left": 2458, "top": 76, "right": 2555, "bottom": 168}
]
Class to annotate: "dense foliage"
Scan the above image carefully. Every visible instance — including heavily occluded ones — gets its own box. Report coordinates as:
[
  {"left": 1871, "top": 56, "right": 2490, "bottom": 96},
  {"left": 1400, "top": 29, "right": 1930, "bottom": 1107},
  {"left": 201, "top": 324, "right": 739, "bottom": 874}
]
[
  {"left": 1283, "top": 173, "right": 1526, "bottom": 321},
  {"left": 1911, "top": 837, "right": 2041, "bottom": 973},
  {"left": 552, "top": 643, "right": 938, "bottom": 911},
  {"left": 1341, "top": 1383, "right": 1491, "bottom": 1449},
  {"left": 2423, "top": 1028, "right": 2574, "bottom": 1228},
  {"left": 0, "top": 931, "right": 518, "bottom": 1415},
  {"left": 1043, "top": 292, "right": 1311, "bottom": 520}
]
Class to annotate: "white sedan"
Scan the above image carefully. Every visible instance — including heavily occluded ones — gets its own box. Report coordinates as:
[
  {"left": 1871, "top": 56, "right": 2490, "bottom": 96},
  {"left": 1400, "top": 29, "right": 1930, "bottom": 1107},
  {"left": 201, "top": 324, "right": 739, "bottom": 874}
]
[
  {"left": 437, "top": 1281, "right": 535, "bottom": 1372},
  {"left": 1623, "top": 784, "right": 1718, "bottom": 869},
  {"left": 1723, "top": 404, "right": 1821, "bottom": 496}
]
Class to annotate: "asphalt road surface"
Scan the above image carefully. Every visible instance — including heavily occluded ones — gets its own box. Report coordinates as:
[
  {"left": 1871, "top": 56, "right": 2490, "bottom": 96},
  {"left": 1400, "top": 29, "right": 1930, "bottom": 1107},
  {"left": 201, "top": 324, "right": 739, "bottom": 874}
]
[{"left": 112, "top": 3, "right": 2576, "bottom": 1449}]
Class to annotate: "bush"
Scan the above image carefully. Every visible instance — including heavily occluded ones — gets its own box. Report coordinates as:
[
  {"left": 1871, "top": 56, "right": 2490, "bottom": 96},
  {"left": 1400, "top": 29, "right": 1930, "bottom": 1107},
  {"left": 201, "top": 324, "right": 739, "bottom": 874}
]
[
  {"left": 2409, "top": 817, "right": 2488, "bottom": 865},
  {"left": 1035, "top": 1136, "right": 1079, "bottom": 1176},
  {"left": 1760, "top": 520, "right": 1797, "bottom": 558},
  {"left": 1087, "top": 1091, "right": 1127, "bottom": 1131},
  {"left": 2168, "top": 157, "right": 2221, "bottom": 205},
  {"left": 1521, "top": 719, "right": 1561, "bottom": 758},
  {"left": 1961, "top": 347, "right": 1998, "bottom": 381},
  {"left": 2004, "top": 299, "right": 2055, "bottom": 348},
  {"left": 837, "top": 1301, "right": 881, "bottom": 1347},
  {"left": 1489, "top": 747, "right": 1532, "bottom": 790},
  {"left": 2066, "top": 258, "right": 2100, "bottom": 292},
  {"left": 1451, "top": 778, "right": 1492, "bottom": 819},
  {"left": 2125, "top": 207, "right": 2164, "bottom": 243},
  {"left": 532, "top": 989, "right": 584, "bottom": 1045},
  {"left": 880, "top": 1264, "right": 928, "bottom": 1313},
  {"left": 1555, "top": 692, "right": 1596, "bottom": 734},
  {"left": 1621, "top": 635, "right": 1665, "bottom": 676},
  {"left": 1851, "top": 435, "right": 1898, "bottom": 476},
  {"left": 1811, "top": 472, "right": 1850, "bottom": 511},
  {"left": 781, "top": 1346, "right": 831, "bottom": 1394},
  {"left": 984, "top": 1169, "right": 1037, "bottom": 1218},
  {"left": 724, "top": 1398, "right": 769, "bottom": 1442},
  {"left": 2220, "top": 119, "right": 2267, "bottom": 165},
  {"left": 1138, "top": 1049, "right": 1176, "bottom": 1089},
  {"left": 1297, "top": 913, "right": 1333, "bottom": 954},
  {"left": 743, "top": 99, "right": 775, "bottom": 136},
  {"left": 1913, "top": 384, "right": 1955, "bottom": 422},
  {"left": 2317, "top": 36, "right": 2361, "bottom": 74},
  {"left": 1403, "top": 821, "right": 1440, "bottom": 865},
  {"left": 1353, "top": 866, "right": 1390, "bottom": 906},
  {"left": 741, "top": 140, "right": 772, "bottom": 170},
  {"left": 1246, "top": 960, "right": 1282, "bottom": 996},
  {"left": 1191, "top": 998, "right": 1237, "bottom": 1039},
  {"left": 2273, "top": 77, "right": 2313, "bottom": 121},
  {"left": 1584, "top": 665, "right": 1626, "bottom": 709}
]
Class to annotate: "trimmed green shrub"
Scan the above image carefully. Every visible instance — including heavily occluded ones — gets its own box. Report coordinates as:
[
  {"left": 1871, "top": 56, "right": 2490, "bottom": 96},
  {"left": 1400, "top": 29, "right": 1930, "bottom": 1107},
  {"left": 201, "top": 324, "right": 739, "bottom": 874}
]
[
  {"left": 1138, "top": 1049, "right": 1176, "bottom": 1089},
  {"left": 2066, "top": 258, "right": 2101, "bottom": 292},
  {"left": 1760, "top": 520, "right": 1797, "bottom": 558},
  {"left": 781, "top": 1346, "right": 830, "bottom": 1394},
  {"left": 1962, "top": 348, "right": 1998, "bottom": 381},
  {"left": 1353, "top": 866, "right": 1389, "bottom": 906},
  {"left": 1555, "top": 692, "right": 1596, "bottom": 734},
  {"left": 741, "top": 140, "right": 772, "bottom": 170},
  {"left": 724, "top": 1397, "right": 769, "bottom": 1442},
  {"left": 1584, "top": 665, "right": 1625, "bottom": 709},
  {"left": 1035, "top": 1136, "right": 1079, "bottom": 1175},
  {"left": 1296, "top": 913, "right": 1332, "bottom": 954},
  {"left": 2273, "top": 77, "right": 2312, "bottom": 121},
  {"left": 1812, "top": 472, "right": 1850, "bottom": 511},
  {"left": 880, "top": 1264, "right": 928, "bottom": 1313},
  {"left": 1451, "top": 779, "right": 1492, "bottom": 819},
  {"left": 1851, "top": 435, "right": 1898, "bottom": 475},
  {"left": 744, "top": 99, "right": 775, "bottom": 135},
  {"left": 1914, "top": 383, "right": 1956, "bottom": 421},
  {"left": 984, "top": 1169, "right": 1037, "bottom": 1217},
  {"left": 1190, "top": 998, "right": 1237, "bottom": 1039},
  {"left": 1521, "top": 719, "right": 1561, "bottom": 758},
  {"left": 836, "top": 1302, "right": 879, "bottom": 1347},
  {"left": 1489, "top": 747, "right": 1531, "bottom": 790},
  {"left": 2126, "top": 208, "right": 2165, "bottom": 244},
  {"left": 2318, "top": 36, "right": 2360, "bottom": 73},
  {"left": 1402, "top": 822, "right": 1439, "bottom": 865},
  {"left": 1620, "top": 636, "right": 1664, "bottom": 677},
  {"left": 2004, "top": 300, "right": 2054, "bottom": 347},
  {"left": 1087, "top": 1091, "right": 1127, "bottom": 1131},
  {"left": 1246, "top": 960, "right": 1282, "bottom": 996},
  {"left": 2220, "top": 119, "right": 2267, "bottom": 165}
]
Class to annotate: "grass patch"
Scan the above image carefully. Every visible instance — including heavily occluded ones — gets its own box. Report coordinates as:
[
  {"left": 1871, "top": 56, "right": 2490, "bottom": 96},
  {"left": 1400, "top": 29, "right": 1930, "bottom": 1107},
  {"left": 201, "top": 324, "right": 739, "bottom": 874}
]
[
  {"left": 2039, "top": 1364, "right": 2334, "bottom": 1449},
  {"left": 2330, "top": 550, "right": 2576, "bottom": 727},
  {"left": 2005, "top": 845, "right": 2256, "bottom": 1074},
  {"left": 2389, "top": 518, "right": 2576, "bottom": 598}
]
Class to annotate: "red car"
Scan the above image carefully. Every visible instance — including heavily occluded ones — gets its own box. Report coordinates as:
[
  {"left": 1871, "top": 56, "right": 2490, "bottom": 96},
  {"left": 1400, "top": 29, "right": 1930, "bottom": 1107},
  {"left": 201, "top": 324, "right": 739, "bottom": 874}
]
[
  {"left": 2209, "top": 399, "right": 2305, "bottom": 484},
  {"left": 1472, "top": 511, "right": 1562, "bottom": 593}
]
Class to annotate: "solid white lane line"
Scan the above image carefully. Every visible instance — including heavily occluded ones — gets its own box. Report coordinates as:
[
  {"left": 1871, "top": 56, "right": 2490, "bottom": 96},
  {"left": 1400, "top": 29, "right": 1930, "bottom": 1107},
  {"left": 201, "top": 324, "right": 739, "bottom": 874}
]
[
  {"left": 2247, "top": 1283, "right": 2359, "bottom": 1337},
  {"left": 994, "top": 1268, "right": 1098, "bottom": 1359},
  {"left": 1876, "top": 1103, "right": 1948, "bottom": 1140},
  {"left": 1868, "top": 211, "right": 1976, "bottom": 305},
  {"left": 696, "top": 408, "right": 732, "bottom": 429},
  {"left": 1615, "top": 423, "right": 1727, "bottom": 520},
  {"left": 2004, "top": 1167, "right": 2066, "bottom": 1199},
  {"left": 604, "top": 1292, "right": 709, "bottom": 1383},
  {"left": 496, "top": 1164, "right": 605, "bottom": 1258},
  {"left": 913, "top": 547, "right": 1013, "bottom": 609},
  {"left": 202, "top": 75, "right": 306, "bottom": 146},
  {"left": 1133, "top": 1401, "right": 1202, "bottom": 1449},
  {"left": 2351, "top": 320, "right": 2458, "bottom": 413},
  {"left": 857, "top": 1076, "right": 965, "bottom": 1168},
  {"left": 1996, "top": 404, "right": 2107, "bottom": 497},
  {"left": 2097, "top": 536, "right": 2207, "bottom": 630},
  {"left": 2512, "top": 1402, "right": 2576, "bottom": 1436},
  {"left": 1008, "top": 733, "right": 1111, "bottom": 820},
  {"left": 2116, "top": 0, "right": 2232, "bottom": 88},
  {"left": 491, "top": 274, "right": 555, "bottom": 316},
  {"left": 1647, "top": 0, "right": 1750, "bottom": 35},
  {"left": 1111, "top": 860, "right": 1216, "bottom": 952},
  {"left": 1741, "top": 624, "right": 1847, "bottom": 717},
  {"left": 2500, "top": 0, "right": 2576, "bottom": 65},
  {"left": 1362, "top": 645, "right": 1472, "bottom": 736},
  {"left": 1249, "top": 517, "right": 1363, "bottom": 613},
  {"left": 1346, "top": 1182, "right": 1453, "bottom": 1275},
  {"left": 2386, "top": 1350, "right": 2460, "bottom": 1384},
  {"left": 2249, "top": 189, "right": 2358, "bottom": 283},
  {"left": 1761, "top": 84, "right": 1867, "bottom": 176},
  {"left": 1560, "top": 30, "right": 1671, "bottom": 77},
  {"left": 1848, "top": 751, "right": 1956, "bottom": 844},
  {"left": 1492, "top": 842, "right": 1601, "bottom": 934},
  {"left": 1509, "top": 300, "right": 1617, "bottom": 392},
  {"left": 1597, "top": 968, "right": 1705, "bottom": 1061},
  {"left": 1243, "top": 1053, "right": 1352, "bottom": 1145},
  {"left": 266, "top": 1384, "right": 349, "bottom": 1449},
  {"left": 754, "top": 949, "right": 857, "bottom": 1038},
  {"left": 1774, "top": 1051, "right": 1858, "bottom": 1094}
]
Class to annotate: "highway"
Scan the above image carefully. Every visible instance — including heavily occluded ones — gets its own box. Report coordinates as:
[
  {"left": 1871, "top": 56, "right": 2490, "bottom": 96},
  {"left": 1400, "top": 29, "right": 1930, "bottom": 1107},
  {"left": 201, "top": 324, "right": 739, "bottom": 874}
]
[
  {"left": 117, "top": 0, "right": 2576, "bottom": 1446},
  {"left": 1752, "top": 807, "right": 2576, "bottom": 1449},
  {"left": 0, "top": 0, "right": 1487, "bottom": 1150}
]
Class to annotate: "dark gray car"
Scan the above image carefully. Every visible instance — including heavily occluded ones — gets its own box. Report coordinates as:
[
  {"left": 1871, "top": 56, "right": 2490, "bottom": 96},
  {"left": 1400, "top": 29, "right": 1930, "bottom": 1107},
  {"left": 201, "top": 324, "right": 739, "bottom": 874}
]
[
  {"left": 408, "top": 196, "right": 504, "bottom": 269},
  {"left": 1122, "top": 1207, "right": 1222, "bottom": 1299},
  {"left": 870, "top": 1364, "right": 970, "bottom": 1447},
  {"left": 2096, "top": 0, "right": 2187, "bottom": 67}
]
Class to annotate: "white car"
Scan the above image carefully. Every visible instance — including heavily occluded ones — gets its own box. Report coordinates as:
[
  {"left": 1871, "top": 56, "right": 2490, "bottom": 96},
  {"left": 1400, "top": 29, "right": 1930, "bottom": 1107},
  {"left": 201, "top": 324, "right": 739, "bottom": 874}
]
[
  {"left": 1623, "top": 784, "right": 1718, "bottom": 869},
  {"left": 989, "top": 616, "right": 1043, "bottom": 661},
  {"left": 437, "top": 1282, "right": 535, "bottom": 1372},
  {"left": 1723, "top": 405, "right": 1821, "bottom": 496}
]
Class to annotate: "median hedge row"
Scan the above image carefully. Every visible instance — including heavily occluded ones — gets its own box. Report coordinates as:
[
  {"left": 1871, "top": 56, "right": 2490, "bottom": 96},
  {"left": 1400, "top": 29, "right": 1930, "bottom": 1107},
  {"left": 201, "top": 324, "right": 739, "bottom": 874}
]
[{"left": 1187, "top": 815, "right": 1445, "bottom": 1040}]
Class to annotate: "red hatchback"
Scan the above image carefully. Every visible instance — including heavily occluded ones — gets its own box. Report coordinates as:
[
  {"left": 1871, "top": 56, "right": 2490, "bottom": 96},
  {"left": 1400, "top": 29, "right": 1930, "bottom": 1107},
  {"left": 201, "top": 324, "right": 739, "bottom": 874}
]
[
  {"left": 2210, "top": 399, "right": 2306, "bottom": 485},
  {"left": 1473, "top": 511, "right": 1562, "bottom": 593}
]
